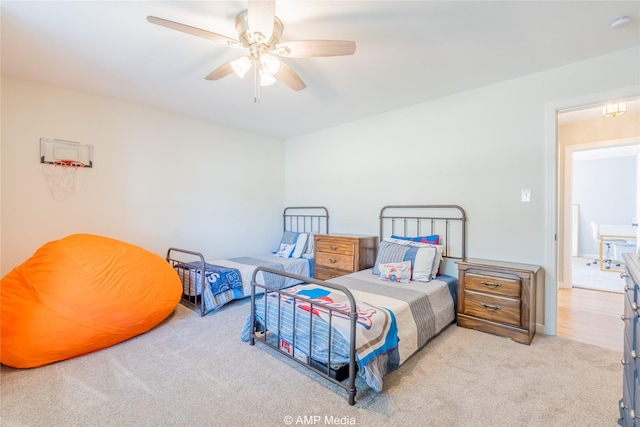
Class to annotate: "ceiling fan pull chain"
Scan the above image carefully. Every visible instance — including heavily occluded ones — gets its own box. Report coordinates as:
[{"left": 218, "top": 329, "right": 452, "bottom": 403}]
[{"left": 254, "top": 62, "right": 261, "bottom": 104}]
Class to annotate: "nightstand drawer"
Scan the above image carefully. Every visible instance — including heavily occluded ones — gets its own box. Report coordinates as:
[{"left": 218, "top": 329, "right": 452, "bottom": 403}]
[
  {"left": 463, "top": 291, "right": 521, "bottom": 327},
  {"left": 465, "top": 273, "right": 521, "bottom": 298},
  {"left": 315, "top": 251, "right": 354, "bottom": 271},
  {"left": 316, "top": 239, "right": 355, "bottom": 256},
  {"left": 315, "top": 266, "right": 351, "bottom": 281}
]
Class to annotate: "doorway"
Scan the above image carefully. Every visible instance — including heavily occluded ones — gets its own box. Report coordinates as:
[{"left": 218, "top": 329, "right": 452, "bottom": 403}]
[
  {"left": 565, "top": 143, "right": 639, "bottom": 293},
  {"left": 552, "top": 96, "right": 639, "bottom": 348}
]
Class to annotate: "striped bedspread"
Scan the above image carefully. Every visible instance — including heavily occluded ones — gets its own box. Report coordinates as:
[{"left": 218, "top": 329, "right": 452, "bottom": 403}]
[
  {"left": 242, "top": 269, "right": 457, "bottom": 392},
  {"left": 210, "top": 253, "right": 312, "bottom": 296},
  {"left": 328, "top": 271, "right": 457, "bottom": 369}
]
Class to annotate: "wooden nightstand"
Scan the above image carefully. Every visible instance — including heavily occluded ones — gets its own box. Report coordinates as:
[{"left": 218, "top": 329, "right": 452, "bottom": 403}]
[
  {"left": 456, "top": 258, "right": 542, "bottom": 345},
  {"left": 314, "top": 234, "right": 378, "bottom": 281}
]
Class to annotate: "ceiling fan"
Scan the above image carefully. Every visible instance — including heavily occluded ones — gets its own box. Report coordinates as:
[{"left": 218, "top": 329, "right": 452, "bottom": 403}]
[{"left": 147, "top": 0, "right": 356, "bottom": 103}]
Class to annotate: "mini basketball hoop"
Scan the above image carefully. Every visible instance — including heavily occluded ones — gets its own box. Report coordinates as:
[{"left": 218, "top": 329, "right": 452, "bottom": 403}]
[{"left": 42, "top": 159, "right": 86, "bottom": 200}]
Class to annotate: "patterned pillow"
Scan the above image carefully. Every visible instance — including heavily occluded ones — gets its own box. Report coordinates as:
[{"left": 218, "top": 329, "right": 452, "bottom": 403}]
[
  {"left": 378, "top": 261, "right": 412, "bottom": 283},
  {"left": 275, "top": 243, "right": 295, "bottom": 258},
  {"left": 373, "top": 238, "right": 438, "bottom": 282},
  {"left": 388, "top": 237, "right": 444, "bottom": 279},
  {"left": 372, "top": 240, "right": 409, "bottom": 275},
  {"left": 278, "top": 231, "right": 308, "bottom": 258}
]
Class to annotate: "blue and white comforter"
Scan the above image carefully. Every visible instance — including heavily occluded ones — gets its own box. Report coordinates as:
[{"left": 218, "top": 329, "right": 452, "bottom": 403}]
[
  {"left": 242, "top": 269, "right": 457, "bottom": 392},
  {"left": 176, "top": 262, "right": 244, "bottom": 311}
]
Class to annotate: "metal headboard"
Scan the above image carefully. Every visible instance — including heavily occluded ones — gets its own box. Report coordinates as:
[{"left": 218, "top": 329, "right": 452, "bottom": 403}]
[
  {"left": 379, "top": 205, "right": 466, "bottom": 260},
  {"left": 283, "top": 206, "right": 329, "bottom": 234}
]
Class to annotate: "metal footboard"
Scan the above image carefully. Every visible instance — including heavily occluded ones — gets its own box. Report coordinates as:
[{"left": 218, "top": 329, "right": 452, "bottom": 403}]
[
  {"left": 248, "top": 267, "right": 358, "bottom": 405},
  {"left": 166, "top": 247, "right": 209, "bottom": 316}
]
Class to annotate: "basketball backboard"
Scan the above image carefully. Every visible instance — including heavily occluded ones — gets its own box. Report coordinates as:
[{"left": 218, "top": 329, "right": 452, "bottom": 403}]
[{"left": 40, "top": 138, "right": 93, "bottom": 168}]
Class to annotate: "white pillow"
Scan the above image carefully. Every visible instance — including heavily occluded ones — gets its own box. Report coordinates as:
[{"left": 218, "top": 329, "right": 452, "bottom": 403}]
[
  {"left": 305, "top": 232, "right": 315, "bottom": 254},
  {"left": 291, "top": 233, "right": 308, "bottom": 258},
  {"left": 375, "top": 237, "right": 441, "bottom": 281},
  {"left": 378, "top": 261, "right": 412, "bottom": 283},
  {"left": 407, "top": 241, "right": 444, "bottom": 279},
  {"left": 276, "top": 243, "right": 295, "bottom": 258}
]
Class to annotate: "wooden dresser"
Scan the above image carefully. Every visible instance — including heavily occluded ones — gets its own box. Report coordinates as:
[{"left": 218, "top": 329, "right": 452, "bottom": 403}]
[
  {"left": 314, "top": 234, "right": 378, "bottom": 281},
  {"left": 456, "top": 258, "right": 541, "bottom": 345},
  {"left": 620, "top": 253, "right": 640, "bottom": 426}
]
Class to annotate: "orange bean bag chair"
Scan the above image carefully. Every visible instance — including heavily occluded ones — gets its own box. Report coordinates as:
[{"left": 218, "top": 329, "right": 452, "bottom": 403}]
[{"left": 0, "top": 234, "right": 182, "bottom": 368}]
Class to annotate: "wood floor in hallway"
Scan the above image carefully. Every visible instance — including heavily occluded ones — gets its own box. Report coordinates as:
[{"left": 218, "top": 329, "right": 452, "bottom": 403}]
[{"left": 557, "top": 287, "right": 624, "bottom": 353}]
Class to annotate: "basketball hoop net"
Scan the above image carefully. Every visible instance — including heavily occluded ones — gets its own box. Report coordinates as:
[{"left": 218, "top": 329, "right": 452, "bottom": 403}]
[{"left": 42, "top": 160, "right": 85, "bottom": 200}]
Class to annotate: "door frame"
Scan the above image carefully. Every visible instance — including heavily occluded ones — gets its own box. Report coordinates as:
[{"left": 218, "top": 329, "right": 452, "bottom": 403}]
[{"left": 544, "top": 85, "right": 640, "bottom": 335}]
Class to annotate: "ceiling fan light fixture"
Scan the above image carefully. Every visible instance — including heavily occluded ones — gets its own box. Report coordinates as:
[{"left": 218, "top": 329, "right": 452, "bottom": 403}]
[
  {"left": 231, "top": 56, "right": 252, "bottom": 79},
  {"left": 603, "top": 102, "right": 627, "bottom": 118},
  {"left": 147, "top": 1, "right": 356, "bottom": 102},
  {"left": 259, "top": 70, "right": 277, "bottom": 86},
  {"left": 260, "top": 54, "right": 280, "bottom": 75}
]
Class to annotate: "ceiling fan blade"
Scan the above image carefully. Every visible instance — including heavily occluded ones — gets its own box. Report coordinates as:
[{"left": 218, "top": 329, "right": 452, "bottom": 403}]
[
  {"left": 205, "top": 61, "right": 235, "bottom": 81},
  {"left": 276, "top": 40, "right": 356, "bottom": 58},
  {"left": 147, "top": 16, "right": 239, "bottom": 46},
  {"left": 248, "top": 0, "right": 275, "bottom": 42},
  {"left": 274, "top": 62, "right": 306, "bottom": 91}
]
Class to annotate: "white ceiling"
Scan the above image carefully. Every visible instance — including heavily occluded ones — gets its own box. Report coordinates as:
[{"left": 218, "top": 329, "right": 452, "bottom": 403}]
[{"left": 2, "top": 1, "right": 639, "bottom": 139}]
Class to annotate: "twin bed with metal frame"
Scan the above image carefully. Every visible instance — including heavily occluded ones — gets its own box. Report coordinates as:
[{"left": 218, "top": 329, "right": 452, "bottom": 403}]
[
  {"left": 241, "top": 205, "right": 467, "bottom": 405},
  {"left": 166, "top": 206, "right": 329, "bottom": 316}
]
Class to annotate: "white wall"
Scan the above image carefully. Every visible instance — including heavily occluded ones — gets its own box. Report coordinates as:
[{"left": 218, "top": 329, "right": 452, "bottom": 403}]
[
  {"left": 285, "top": 47, "right": 640, "bottom": 330},
  {"left": 3, "top": 47, "right": 639, "bottom": 331},
  {"left": 1, "top": 76, "right": 285, "bottom": 275},
  {"left": 573, "top": 154, "right": 637, "bottom": 257}
]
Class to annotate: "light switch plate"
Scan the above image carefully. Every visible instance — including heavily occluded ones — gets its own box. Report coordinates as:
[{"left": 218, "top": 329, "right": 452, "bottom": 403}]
[{"left": 521, "top": 189, "right": 531, "bottom": 202}]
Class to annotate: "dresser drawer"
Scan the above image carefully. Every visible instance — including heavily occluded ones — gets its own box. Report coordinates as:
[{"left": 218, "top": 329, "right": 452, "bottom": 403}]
[
  {"left": 624, "top": 292, "right": 638, "bottom": 351},
  {"left": 316, "top": 239, "right": 355, "bottom": 256},
  {"left": 462, "top": 291, "right": 521, "bottom": 327},
  {"left": 625, "top": 267, "right": 639, "bottom": 303},
  {"left": 623, "top": 331, "right": 636, "bottom": 393},
  {"left": 464, "top": 273, "right": 521, "bottom": 298},
  {"left": 315, "top": 251, "right": 354, "bottom": 272}
]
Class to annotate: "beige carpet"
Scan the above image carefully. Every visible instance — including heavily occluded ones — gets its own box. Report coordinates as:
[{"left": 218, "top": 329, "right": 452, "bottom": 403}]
[{"left": 1, "top": 299, "right": 622, "bottom": 427}]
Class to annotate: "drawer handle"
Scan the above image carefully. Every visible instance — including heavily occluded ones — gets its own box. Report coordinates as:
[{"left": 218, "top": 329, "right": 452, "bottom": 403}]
[
  {"left": 620, "top": 402, "right": 637, "bottom": 420},
  {"left": 330, "top": 245, "right": 338, "bottom": 251},
  {"left": 480, "top": 281, "right": 501, "bottom": 289},
  {"left": 481, "top": 303, "right": 501, "bottom": 311},
  {"left": 329, "top": 258, "right": 338, "bottom": 264},
  {"left": 619, "top": 402, "right": 636, "bottom": 420},
  {"left": 622, "top": 314, "right": 628, "bottom": 321},
  {"left": 621, "top": 354, "right": 637, "bottom": 364},
  {"left": 621, "top": 273, "right": 628, "bottom": 279}
]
